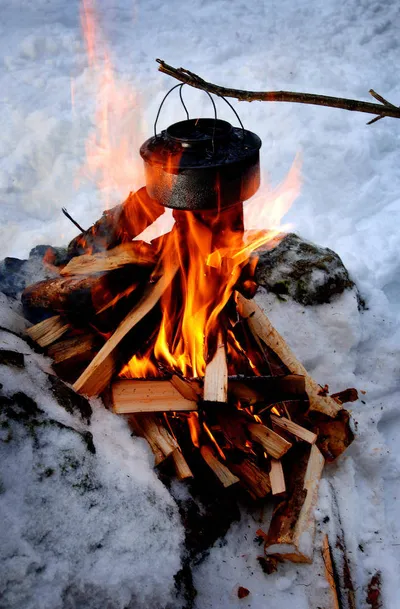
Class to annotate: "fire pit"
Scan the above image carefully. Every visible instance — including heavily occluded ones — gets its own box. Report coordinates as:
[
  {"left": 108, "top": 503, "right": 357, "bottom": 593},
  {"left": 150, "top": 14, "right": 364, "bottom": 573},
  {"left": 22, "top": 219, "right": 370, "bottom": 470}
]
[{"left": 21, "top": 100, "right": 355, "bottom": 566}]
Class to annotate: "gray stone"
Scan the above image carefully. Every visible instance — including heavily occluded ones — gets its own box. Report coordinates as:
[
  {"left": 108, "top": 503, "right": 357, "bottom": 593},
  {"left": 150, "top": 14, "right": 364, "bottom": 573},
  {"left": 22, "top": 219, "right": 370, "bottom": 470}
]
[{"left": 255, "top": 233, "right": 356, "bottom": 306}]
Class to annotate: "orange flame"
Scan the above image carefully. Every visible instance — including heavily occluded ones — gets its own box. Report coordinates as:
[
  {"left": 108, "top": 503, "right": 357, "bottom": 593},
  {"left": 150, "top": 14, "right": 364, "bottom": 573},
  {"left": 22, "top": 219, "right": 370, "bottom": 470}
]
[
  {"left": 78, "top": 1, "right": 301, "bottom": 381},
  {"left": 77, "top": 0, "right": 145, "bottom": 209}
]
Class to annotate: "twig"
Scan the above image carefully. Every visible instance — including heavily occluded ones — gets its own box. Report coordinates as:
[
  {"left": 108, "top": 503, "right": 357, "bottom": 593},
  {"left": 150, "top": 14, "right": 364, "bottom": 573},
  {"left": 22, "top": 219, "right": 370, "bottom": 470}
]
[
  {"left": 62, "top": 208, "right": 85, "bottom": 232},
  {"left": 157, "top": 59, "right": 400, "bottom": 124}
]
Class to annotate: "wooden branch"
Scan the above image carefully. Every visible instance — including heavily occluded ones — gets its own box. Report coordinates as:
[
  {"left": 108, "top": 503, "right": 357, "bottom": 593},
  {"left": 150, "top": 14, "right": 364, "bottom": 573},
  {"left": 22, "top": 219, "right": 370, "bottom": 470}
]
[
  {"left": 111, "top": 379, "right": 198, "bottom": 413},
  {"left": 265, "top": 444, "right": 325, "bottom": 563},
  {"left": 203, "top": 332, "right": 228, "bottom": 403},
  {"left": 73, "top": 261, "right": 179, "bottom": 396},
  {"left": 236, "top": 293, "right": 341, "bottom": 417},
  {"left": 128, "top": 413, "right": 178, "bottom": 464},
  {"left": 61, "top": 241, "right": 156, "bottom": 276},
  {"left": 270, "top": 459, "right": 286, "bottom": 495},
  {"left": 270, "top": 414, "right": 317, "bottom": 444},
  {"left": 200, "top": 445, "right": 239, "bottom": 488},
  {"left": 228, "top": 459, "right": 271, "bottom": 499},
  {"left": 26, "top": 315, "right": 70, "bottom": 347},
  {"left": 248, "top": 422, "right": 292, "bottom": 459},
  {"left": 157, "top": 60, "right": 400, "bottom": 123}
]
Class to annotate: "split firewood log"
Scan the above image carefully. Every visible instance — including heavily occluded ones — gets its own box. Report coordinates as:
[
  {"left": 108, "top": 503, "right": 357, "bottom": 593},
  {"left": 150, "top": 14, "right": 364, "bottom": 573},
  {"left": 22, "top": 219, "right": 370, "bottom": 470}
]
[
  {"left": 111, "top": 379, "right": 198, "bottom": 414},
  {"left": 128, "top": 413, "right": 178, "bottom": 465},
  {"left": 248, "top": 422, "right": 292, "bottom": 459},
  {"left": 203, "top": 331, "right": 228, "bottom": 403},
  {"left": 73, "top": 260, "right": 180, "bottom": 396},
  {"left": 264, "top": 443, "right": 325, "bottom": 563},
  {"left": 228, "top": 374, "right": 306, "bottom": 407},
  {"left": 236, "top": 293, "right": 342, "bottom": 418},
  {"left": 67, "top": 187, "right": 164, "bottom": 258},
  {"left": 200, "top": 445, "right": 239, "bottom": 488},
  {"left": 228, "top": 458, "right": 271, "bottom": 499},
  {"left": 60, "top": 241, "right": 156, "bottom": 276},
  {"left": 47, "top": 331, "right": 98, "bottom": 364},
  {"left": 26, "top": 315, "right": 70, "bottom": 347},
  {"left": 269, "top": 458, "right": 286, "bottom": 495}
]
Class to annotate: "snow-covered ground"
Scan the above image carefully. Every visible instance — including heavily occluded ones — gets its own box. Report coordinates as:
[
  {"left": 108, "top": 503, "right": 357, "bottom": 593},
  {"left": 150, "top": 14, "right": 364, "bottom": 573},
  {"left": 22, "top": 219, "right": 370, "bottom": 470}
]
[{"left": 1, "top": 0, "right": 400, "bottom": 606}]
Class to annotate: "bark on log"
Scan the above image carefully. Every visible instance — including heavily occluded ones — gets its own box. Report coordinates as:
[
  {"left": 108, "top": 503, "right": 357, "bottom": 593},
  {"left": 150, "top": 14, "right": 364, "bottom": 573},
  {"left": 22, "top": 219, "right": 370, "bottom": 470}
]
[
  {"left": 67, "top": 187, "right": 164, "bottom": 258},
  {"left": 236, "top": 293, "right": 341, "bottom": 417},
  {"left": 22, "top": 273, "right": 119, "bottom": 324}
]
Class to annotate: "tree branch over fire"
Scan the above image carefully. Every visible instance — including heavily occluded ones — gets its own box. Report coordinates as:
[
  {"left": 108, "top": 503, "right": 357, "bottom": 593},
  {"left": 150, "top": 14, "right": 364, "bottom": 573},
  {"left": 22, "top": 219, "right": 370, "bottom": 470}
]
[{"left": 157, "top": 59, "right": 400, "bottom": 124}]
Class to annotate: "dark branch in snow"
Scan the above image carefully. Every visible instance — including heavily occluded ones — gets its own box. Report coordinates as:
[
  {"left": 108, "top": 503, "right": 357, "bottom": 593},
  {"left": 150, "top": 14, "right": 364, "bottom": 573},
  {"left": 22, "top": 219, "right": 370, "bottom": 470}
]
[{"left": 157, "top": 59, "right": 400, "bottom": 124}]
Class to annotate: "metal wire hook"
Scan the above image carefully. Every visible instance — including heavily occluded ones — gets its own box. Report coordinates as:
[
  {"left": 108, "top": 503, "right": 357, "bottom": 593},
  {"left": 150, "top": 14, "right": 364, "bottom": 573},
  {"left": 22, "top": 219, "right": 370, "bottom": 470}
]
[
  {"left": 218, "top": 94, "right": 246, "bottom": 141},
  {"left": 154, "top": 83, "right": 186, "bottom": 138}
]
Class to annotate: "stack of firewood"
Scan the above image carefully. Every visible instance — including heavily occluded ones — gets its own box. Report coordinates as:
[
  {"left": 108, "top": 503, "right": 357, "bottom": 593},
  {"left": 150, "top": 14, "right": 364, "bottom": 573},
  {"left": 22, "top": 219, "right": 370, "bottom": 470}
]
[{"left": 22, "top": 187, "right": 356, "bottom": 565}]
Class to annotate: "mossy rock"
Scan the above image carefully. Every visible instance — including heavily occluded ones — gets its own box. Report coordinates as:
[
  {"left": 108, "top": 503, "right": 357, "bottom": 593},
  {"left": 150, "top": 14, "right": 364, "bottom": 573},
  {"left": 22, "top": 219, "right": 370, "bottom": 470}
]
[{"left": 255, "top": 233, "right": 356, "bottom": 306}]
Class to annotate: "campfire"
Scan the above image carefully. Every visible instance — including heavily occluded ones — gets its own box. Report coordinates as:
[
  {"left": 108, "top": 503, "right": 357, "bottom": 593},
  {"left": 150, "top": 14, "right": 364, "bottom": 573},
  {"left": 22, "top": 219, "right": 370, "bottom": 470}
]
[{"left": 22, "top": 111, "right": 355, "bottom": 567}]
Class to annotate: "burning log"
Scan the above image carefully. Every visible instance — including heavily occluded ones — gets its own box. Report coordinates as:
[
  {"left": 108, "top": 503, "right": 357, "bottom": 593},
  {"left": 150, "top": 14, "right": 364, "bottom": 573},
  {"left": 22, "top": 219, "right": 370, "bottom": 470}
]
[
  {"left": 236, "top": 293, "right": 341, "bottom": 418},
  {"left": 200, "top": 445, "right": 239, "bottom": 488},
  {"left": 26, "top": 315, "right": 70, "bottom": 347},
  {"left": 171, "top": 448, "right": 193, "bottom": 480},
  {"left": 60, "top": 241, "right": 156, "bottom": 276},
  {"left": 67, "top": 187, "right": 164, "bottom": 257},
  {"left": 228, "top": 458, "right": 271, "bottom": 499},
  {"left": 73, "top": 261, "right": 179, "bottom": 396},
  {"left": 248, "top": 422, "right": 292, "bottom": 459},
  {"left": 128, "top": 413, "right": 178, "bottom": 464},
  {"left": 269, "top": 459, "right": 286, "bottom": 495},
  {"left": 264, "top": 443, "right": 325, "bottom": 563},
  {"left": 111, "top": 379, "right": 198, "bottom": 414},
  {"left": 203, "top": 332, "right": 228, "bottom": 403},
  {"left": 270, "top": 413, "right": 317, "bottom": 444}
]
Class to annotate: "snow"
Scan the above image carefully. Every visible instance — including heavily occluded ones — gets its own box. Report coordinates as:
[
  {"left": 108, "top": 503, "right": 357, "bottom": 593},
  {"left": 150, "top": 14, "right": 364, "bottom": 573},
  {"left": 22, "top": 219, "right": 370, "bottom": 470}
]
[
  {"left": 0, "top": 306, "right": 184, "bottom": 609},
  {"left": 1, "top": 0, "right": 400, "bottom": 606}
]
